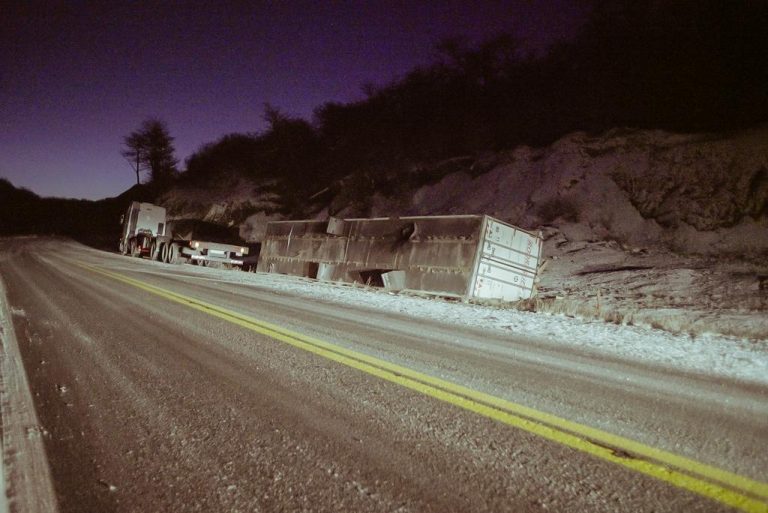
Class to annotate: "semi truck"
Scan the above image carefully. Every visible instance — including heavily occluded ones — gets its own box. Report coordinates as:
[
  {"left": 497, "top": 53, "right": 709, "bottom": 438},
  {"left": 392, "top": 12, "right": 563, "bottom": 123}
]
[{"left": 119, "top": 201, "right": 249, "bottom": 267}]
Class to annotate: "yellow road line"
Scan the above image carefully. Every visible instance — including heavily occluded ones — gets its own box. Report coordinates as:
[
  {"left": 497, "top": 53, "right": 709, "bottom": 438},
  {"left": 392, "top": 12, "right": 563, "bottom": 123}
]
[{"left": 81, "top": 263, "right": 768, "bottom": 513}]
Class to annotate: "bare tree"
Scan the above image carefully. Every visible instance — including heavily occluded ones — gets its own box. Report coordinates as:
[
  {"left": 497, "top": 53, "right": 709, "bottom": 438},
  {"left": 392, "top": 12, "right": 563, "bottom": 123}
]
[
  {"left": 122, "top": 118, "right": 178, "bottom": 186},
  {"left": 122, "top": 131, "right": 146, "bottom": 185}
]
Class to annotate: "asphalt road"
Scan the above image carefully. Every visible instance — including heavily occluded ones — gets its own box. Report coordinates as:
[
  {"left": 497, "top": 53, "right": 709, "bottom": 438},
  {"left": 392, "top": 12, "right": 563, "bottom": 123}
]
[{"left": 0, "top": 237, "right": 766, "bottom": 513}]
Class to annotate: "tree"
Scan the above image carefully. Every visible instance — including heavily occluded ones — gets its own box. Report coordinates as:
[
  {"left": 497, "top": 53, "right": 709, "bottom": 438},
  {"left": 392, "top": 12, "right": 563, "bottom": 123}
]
[
  {"left": 184, "top": 133, "right": 263, "bottom": 184},
  {"left": 121, "top": 131, "right": 146, "bottom": 185},
  {"left": 122, "top": 118, "right": 178, "bottom": 186},
  {"left": 259, "top": 104, "right": 320, "bottom": 188}
]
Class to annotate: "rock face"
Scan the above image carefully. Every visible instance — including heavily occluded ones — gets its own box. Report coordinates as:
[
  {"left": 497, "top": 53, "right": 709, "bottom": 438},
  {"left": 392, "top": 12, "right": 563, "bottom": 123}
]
[
  {"left": 238, "top": 211, "right": 284, "bottom": 243},
  {"left": 608, "top": 129, "right": 768, "bottom": 231},
  {"left": 157, "top": 175, "right": 283, "bottom": 238},
  {"left": 360, "top": 126, "right": 767, "bottom": 338},
  {"left": 364, "top": 126, "right": 768, "bottom": 257},
  {"left": 156, "top": 126, "right": 768, "bottom": 256}
]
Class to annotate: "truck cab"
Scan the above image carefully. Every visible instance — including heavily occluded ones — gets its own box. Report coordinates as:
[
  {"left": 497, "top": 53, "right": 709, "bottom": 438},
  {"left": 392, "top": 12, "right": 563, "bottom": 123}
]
[
  {"left": 119, "top": 202, "right": 249, "bottom": 267},
  {"left": 119, "top": 201, "right": 166, "bottom": 257}
]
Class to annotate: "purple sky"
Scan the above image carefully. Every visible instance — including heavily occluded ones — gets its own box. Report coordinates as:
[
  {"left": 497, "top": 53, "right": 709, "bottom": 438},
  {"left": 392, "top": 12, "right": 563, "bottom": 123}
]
[{"left": 1, "top": 1, "right": 587, "bottom": 200}]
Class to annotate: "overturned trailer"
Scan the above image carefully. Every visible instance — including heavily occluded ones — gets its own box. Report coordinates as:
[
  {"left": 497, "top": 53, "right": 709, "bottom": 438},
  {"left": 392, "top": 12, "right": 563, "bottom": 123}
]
[{"left": 257, "top": 215, "right": 543, "bottom": 301}]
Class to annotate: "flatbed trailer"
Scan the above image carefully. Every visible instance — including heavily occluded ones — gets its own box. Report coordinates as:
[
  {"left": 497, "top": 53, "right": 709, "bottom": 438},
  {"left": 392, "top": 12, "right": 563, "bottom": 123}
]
[{"left": 155, "top": 237, "right": 249, "bottom": 267}]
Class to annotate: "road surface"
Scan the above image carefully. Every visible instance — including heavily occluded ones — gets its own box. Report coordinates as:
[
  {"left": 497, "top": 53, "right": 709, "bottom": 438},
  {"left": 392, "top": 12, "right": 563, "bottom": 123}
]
[{"left": 0, "top": 237, "right": 766, "bottom": 512}]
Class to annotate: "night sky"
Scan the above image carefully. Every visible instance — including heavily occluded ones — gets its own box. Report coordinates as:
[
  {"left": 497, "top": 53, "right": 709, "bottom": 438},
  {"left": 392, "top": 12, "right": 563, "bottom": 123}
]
[{"left": 1, "top": 1, "right": 587, "bottom": 200}]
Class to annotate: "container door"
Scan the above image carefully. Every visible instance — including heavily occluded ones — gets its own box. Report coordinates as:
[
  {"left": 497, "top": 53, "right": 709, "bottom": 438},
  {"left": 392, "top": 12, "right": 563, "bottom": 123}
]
[{"left": 470, "top": 217, "right": 542, "bottom": 301}]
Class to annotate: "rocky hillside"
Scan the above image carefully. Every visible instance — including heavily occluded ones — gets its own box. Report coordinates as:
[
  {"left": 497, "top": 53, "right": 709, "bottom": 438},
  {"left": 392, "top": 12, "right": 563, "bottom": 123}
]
[
  {"left": 200, "top": 126, "right": 766, "bottom": 255},
  {"left": 358, "top": 126, "right": 768, "bottom": 256},
  {"left": 155, "top": 126, "right": 768, "bottom": 339}
]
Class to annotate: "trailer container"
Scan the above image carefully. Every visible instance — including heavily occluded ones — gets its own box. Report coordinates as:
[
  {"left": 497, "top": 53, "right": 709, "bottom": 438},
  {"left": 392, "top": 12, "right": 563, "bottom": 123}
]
[{"left": 257, "top": 215, "right": 543, "bottom": 301}]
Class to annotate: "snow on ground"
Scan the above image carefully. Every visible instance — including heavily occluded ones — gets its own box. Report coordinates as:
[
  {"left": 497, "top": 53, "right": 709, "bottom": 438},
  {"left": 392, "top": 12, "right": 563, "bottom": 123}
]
[
  {"left": 138, "top": 259, "right": 768, "bottom": 387},
  {"left": 531, "top": 236, "right": 768, "bottom": 340}
]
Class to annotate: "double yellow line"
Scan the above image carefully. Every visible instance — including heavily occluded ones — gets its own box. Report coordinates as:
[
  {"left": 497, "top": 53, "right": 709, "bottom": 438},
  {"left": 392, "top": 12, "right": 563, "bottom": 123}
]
[{"left": 82, "top": 263, "right": 768, "bottom": 512}]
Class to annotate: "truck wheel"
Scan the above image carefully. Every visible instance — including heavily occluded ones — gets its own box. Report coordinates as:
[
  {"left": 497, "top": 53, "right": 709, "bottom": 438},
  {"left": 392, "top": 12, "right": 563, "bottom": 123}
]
[
  {"left": 150, "top": 241, "right": 159, "bottom": 261},
  {"left": 130, "top": 239, "right": 140, "bottom": 257},
  {"left": 160, "top": 243, "right": 170, "bottom": 263},
  {"left": 119, "top": 240, "right": 128, "bottom": 255},
  {"left": 169, "top": 243, "right": 181, "bottom": 264}
]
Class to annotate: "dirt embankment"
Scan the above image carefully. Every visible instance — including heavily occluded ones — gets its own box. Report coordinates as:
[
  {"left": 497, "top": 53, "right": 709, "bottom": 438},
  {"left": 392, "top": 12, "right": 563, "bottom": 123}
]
[{"left": 356, "top": 127, "right": 768, "bottom": 339}]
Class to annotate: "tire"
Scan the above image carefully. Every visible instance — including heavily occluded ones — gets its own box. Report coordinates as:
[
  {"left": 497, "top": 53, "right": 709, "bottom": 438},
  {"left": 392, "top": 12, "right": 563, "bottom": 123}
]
[
  {"left": 169, "top": 243, "right": 181, "bottom": 264},
  {"left": 130, "top": 239, "right": 140, "bottom": 258},
  {"left": 149, "top": 241, "right": 159, "bottom": 261},
  {"left": 160, "top": 243, "right": 170, "bottom": 263},
  {"left": 119, "top": 240, "right": 128, "bottom": 255}
]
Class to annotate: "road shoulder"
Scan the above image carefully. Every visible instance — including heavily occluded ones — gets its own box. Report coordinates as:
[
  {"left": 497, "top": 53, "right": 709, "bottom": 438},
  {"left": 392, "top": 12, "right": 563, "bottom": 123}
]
[{"left": 0, "top": 276, "right": 58, "bottom": 513}]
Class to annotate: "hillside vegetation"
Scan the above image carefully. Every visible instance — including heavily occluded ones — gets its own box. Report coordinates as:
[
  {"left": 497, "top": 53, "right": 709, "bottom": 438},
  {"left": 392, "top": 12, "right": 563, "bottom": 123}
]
[{"left": 167, "top": 0, "right": 767, "bottom": 221}]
